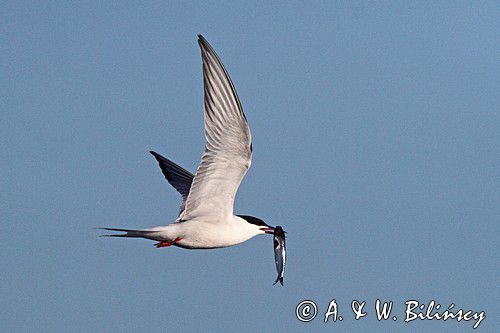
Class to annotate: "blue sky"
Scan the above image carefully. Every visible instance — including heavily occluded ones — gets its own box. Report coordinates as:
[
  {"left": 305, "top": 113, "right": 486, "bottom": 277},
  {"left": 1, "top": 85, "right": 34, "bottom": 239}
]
[{"left": 1, "top": 1, "right": 498, "bottom": 332}]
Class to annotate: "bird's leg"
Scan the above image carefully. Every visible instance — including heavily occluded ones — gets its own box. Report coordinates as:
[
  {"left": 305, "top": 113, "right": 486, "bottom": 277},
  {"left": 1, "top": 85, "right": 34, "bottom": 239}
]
[
  {"left": 154, "top": 241, "right": 172, "bottom": 248},
  {"left": 154, "top": 237, "right": 183, "bottom": 248}
]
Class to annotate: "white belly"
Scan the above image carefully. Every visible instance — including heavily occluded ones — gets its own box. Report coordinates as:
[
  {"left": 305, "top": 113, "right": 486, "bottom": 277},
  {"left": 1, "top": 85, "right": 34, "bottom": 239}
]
[{"left": 170, "top": 219, "right": 261, "bottom": 249}]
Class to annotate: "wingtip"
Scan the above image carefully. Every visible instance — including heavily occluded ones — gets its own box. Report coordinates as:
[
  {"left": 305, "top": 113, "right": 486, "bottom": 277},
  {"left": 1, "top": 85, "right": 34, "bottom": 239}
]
[
  {"left": 149, "top": 150, "right": 164, "bottom": 162},
  {"left": 197, "top": 34, "right": 210, "bottom": 50},
  {"left": 197, "top": 34, "right": 207, "bottom": 43}
]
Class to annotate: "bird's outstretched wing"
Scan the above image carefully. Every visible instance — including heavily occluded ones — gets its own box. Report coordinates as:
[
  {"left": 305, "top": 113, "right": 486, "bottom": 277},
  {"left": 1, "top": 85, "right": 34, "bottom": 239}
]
[
  {"left": 150, "top": 151, "right": 194, "bottom": 214},
  {"left": 181, "top": 35, "right": 252, "bottom": 222}
]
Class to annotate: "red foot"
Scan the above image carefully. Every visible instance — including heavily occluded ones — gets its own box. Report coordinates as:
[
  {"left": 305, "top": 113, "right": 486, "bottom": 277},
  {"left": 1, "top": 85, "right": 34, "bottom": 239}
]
[
  {"left": 155, "top": 241, "right": 172, "bottom": 248},
  {"left": 154, "top": 238, "right": 183, "bottom": 248}
]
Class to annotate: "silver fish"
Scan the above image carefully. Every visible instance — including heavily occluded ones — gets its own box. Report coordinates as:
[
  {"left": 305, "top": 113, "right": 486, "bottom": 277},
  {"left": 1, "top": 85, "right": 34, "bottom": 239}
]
[{"left": 273, "top": 226, "right": 286, "bottom": 286}]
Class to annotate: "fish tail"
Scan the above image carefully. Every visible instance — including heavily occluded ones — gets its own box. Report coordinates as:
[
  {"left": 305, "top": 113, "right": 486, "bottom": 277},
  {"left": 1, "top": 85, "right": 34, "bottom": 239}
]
[{"left": 273, "top": 276, "right": 284, "bottom": 286}]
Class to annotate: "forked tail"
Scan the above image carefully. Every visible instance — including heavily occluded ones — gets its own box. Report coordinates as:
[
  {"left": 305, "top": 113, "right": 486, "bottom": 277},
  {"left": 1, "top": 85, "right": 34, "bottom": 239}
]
[
  {"left": 273, "top": 276, "right": 284, "bottom": 286},
  {"left": 97, "top": 228, "right": 157, "bottom": 239}
]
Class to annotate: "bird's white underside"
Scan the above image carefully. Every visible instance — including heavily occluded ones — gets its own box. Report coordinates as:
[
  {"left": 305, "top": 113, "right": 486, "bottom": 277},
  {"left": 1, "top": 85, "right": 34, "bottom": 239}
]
[
  {"left": 146, "top": 216, "right": 265, "bottom": 249},
  {"left": 149, "top": 36, "right": 259, "bottom": 248},
  {"left": 102, "top": 36, "right": 265, "bottom": 249}
]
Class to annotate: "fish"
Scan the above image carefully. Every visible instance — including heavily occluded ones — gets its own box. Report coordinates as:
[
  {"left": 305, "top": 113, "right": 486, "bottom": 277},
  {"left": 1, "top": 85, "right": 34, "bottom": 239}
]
[{"left": 273, "top": 226, "right": 286, "bottom": 286}]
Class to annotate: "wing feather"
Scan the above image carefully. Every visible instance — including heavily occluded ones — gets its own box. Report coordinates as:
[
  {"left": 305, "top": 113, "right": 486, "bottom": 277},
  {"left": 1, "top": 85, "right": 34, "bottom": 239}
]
[
  {"left": 149, "top": 151, "right": 194, "bottom": 214},
  {"left": 181, "top": 35, "right": 252, "bottom": 222}
]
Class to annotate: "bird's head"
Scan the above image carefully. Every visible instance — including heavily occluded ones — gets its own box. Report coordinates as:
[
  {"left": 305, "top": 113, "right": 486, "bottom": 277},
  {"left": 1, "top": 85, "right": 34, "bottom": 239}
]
[
  {"left": 273, "top": 225, "right": 286, "bottom": 237},
  {"left": 237, "top": 215, "right": 275, "bottom": 234}
]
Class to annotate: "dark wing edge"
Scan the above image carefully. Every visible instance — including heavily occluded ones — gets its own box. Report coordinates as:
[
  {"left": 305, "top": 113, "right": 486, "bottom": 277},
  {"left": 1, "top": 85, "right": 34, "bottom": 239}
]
[
  {"left": 149, "top": 151, "right": 194, "bottom": 203},
  {"left": 197, "top": 34, "right": 247, "bottom": 121}
]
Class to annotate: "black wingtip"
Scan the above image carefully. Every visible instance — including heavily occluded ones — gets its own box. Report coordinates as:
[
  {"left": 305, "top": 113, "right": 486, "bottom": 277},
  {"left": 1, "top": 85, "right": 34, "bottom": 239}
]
[
  {"left": 150, "top": 151, "right": 165, "bottom": 162},
  {"left": 197, "top": 34, "right": 211, "bottom": 50},
  {"left": 149, "top": 151, "right": 168, "bottom": 165},
  {"left": 198, "top": 34, "right": 207, "bottom": 43}
]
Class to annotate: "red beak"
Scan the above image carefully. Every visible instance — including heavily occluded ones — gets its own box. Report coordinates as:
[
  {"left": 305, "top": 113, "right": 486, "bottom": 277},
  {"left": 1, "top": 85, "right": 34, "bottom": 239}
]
[{"left": 260, "top": 227, "right": 275, "bottom": 234}]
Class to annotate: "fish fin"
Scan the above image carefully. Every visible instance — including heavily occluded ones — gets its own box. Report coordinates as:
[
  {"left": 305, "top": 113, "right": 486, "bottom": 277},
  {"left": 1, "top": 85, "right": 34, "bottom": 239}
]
[{"left": 273, "top": 276, "right": 284, "bottom": 286}]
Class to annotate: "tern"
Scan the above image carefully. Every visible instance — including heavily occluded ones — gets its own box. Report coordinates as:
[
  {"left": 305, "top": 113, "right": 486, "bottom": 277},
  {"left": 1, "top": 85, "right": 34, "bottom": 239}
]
[{"left": 100, "top": 35, "right": 276, "bottom": 249}]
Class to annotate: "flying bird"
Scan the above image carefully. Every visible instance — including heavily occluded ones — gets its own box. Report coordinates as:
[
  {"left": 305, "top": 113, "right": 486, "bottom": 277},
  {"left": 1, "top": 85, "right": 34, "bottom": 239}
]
[{"left": 99, "top": 35, "right": 276, "bottom": 249}]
